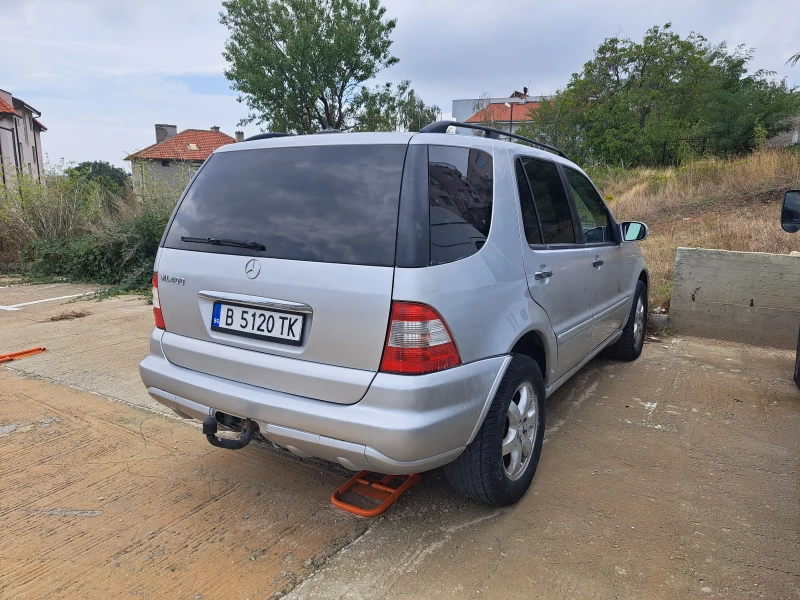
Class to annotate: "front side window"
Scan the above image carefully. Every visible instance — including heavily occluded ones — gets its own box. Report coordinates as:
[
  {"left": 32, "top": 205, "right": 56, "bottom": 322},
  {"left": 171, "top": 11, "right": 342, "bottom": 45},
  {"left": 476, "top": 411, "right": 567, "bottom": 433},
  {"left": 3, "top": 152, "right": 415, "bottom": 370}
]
[
  {"left": 564, "top": 167, "right": 614, "bottom": 244},
  {"left": 520, "top": 157, "right": 576, "bottom": 245},
  {"left": 428, "top": 145, "right": 493, "bottom": 264}
]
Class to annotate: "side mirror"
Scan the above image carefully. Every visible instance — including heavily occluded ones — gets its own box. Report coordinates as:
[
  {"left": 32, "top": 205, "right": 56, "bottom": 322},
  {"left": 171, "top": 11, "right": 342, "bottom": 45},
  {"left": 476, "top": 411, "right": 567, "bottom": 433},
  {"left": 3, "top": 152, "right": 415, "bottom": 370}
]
[
  {"left": 781, "top": 190, "right": 800, "bottom": 233},
  {"left": 620, "top": 221, "right": 648, "bottom": 242}
]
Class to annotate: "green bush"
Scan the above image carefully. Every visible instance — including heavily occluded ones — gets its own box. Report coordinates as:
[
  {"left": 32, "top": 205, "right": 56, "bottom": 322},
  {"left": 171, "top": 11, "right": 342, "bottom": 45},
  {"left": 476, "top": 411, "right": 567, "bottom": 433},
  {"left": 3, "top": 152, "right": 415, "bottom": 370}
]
[{"left": 23, "top": 209, "right": 169, "bottom": 291}]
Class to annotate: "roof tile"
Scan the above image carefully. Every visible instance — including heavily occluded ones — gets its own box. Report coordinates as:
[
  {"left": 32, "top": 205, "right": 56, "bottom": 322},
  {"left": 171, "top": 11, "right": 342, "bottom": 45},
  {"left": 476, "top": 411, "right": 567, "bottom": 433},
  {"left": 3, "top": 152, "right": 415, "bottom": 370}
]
[
  {"left": 125, "top": 129, "right": 235, "bottom": 161},
  {"left": 0, "top": 97, "right": 21, "bottom": 117},
  {"left": 465, "top": 101, "right": 540, "bottom": 124}
]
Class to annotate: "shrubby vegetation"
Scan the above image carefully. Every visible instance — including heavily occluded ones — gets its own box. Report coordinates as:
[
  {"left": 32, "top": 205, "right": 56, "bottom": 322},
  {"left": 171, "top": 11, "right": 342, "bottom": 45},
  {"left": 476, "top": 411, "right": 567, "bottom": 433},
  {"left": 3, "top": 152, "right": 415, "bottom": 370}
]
[{"left": 0, "top": 160, "right": 189, "bottom": 292}]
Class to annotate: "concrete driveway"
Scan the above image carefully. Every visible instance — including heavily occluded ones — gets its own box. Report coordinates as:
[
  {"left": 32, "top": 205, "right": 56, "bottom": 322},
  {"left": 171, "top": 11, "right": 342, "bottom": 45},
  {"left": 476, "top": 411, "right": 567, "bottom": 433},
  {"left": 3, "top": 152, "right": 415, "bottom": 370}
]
[{"left": 1, "top": 283, "right": 797, "bottom": 600}]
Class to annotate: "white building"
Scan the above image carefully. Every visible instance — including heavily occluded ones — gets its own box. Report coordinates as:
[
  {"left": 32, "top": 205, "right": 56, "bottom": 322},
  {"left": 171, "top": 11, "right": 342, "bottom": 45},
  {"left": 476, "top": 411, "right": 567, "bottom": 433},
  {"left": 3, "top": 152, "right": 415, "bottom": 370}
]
[{"left": 0, "top": 88, "right": 46, "bottom": 185}]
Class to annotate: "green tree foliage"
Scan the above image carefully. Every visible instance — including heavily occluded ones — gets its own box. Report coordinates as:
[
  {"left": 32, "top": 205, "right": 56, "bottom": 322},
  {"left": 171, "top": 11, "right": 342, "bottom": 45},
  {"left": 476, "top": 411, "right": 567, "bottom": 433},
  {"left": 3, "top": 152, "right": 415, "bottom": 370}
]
[
  {"left": 352, "top": 80, "right": 441, "bottom": 132},
  {"left": 220, "top": 0, "right": 398, "bottom": 133},
  {"left": 518, "top": 24, "right": 800, "bottom": 166},
  {"left": 65, "top": 160, "right": 129, "bottom": 192}
]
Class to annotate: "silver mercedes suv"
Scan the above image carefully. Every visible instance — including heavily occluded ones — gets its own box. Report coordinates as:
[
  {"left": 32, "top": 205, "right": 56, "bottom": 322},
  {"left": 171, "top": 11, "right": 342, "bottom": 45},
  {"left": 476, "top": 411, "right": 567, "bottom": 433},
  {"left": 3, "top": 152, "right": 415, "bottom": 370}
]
[{"left": 140, "top": 121, "right": 649, "bottom": 506}]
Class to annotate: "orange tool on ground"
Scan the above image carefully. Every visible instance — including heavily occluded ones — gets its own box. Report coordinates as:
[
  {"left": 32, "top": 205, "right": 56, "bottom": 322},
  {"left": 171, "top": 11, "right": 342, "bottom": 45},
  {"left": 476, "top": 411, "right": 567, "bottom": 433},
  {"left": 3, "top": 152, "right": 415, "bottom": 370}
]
[
  {"left": 0, "top": 347, "right": 47, "bottom": 364},
  {"left": 331, "top": 471, "right": 421, "bottom": 517}
]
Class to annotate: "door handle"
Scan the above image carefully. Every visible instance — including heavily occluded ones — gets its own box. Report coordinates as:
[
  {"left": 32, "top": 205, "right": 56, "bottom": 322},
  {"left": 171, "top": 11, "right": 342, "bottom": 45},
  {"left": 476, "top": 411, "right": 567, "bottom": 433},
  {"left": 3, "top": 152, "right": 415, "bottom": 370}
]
[
  {"left": 592, "top": 259, "right": 604, "bottom": 268},
  {"left": 534, "top": 269, "right": 553, "bottom": 280}
]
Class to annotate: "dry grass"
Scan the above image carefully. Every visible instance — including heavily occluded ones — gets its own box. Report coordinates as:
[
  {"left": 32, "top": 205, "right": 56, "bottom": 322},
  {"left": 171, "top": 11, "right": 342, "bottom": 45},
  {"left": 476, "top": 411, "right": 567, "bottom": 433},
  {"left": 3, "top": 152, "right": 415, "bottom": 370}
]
[
  {"left": 47, "top": 309, "right": 91, "bottom": 322},
  {"left": 593, "top": 149, "right": 800, "bottom": 310}
]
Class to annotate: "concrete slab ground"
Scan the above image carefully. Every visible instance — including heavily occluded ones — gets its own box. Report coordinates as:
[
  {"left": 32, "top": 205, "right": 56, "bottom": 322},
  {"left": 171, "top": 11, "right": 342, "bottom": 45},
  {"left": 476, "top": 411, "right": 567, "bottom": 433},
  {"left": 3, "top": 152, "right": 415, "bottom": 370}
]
[
  {"left": 0, "top": 370, "right": 363, "bottom": 599},
  {"left": 0, "top": 282, "right": 165, "bottom": 415},
  {"left": 288, "top": 340, "right": 799, "bottom": 600},
  {"left": 1, "top": 283, "right": 798, "bottom": 599}
]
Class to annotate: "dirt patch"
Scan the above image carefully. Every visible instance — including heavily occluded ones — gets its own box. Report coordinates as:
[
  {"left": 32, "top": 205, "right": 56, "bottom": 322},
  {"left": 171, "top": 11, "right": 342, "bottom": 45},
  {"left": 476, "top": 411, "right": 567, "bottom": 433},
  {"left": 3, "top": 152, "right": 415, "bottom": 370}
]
[{"left": 46, "top": 308, "right": 91, "bottom": 321}]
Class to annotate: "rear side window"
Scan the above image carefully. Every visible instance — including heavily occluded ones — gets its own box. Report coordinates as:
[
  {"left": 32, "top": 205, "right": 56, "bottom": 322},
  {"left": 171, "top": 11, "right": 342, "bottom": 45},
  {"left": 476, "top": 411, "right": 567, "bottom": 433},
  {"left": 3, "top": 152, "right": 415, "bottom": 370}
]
[
  {"left": 428, "top": 145, "right": 493, "bottom": 265},
  {"left": 163, "top": 145, "right": 407, "bottom": 266},
  {"left": 520, "top": 157, "right": 577, "bottom": 245}
]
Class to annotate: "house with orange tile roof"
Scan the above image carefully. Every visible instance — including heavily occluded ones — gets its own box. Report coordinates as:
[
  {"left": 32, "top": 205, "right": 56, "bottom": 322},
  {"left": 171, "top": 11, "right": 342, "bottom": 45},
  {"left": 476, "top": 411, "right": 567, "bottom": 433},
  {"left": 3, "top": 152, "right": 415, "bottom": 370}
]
[
  {"left": 126, "top": 124, "right": 241, "bottom": 199},
  {"left": 452, "top": 91, "right": 549, "bottom": 136},
  {"left": 464, "top": 99, "right": 541, "bottom": 134},
  {"left": 0, "top": 88, "right": 47, "bottom": 186}
]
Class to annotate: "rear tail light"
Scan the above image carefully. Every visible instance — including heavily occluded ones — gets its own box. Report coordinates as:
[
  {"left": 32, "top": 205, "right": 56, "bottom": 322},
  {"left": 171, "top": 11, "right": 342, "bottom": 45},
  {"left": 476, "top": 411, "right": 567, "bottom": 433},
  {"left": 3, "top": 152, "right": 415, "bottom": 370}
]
[
  {"left": 152, "top": 272, "right": 165, "bottom": 330},
  {"left": 379, "top": 301, "right": 461, "bottom": 374}
]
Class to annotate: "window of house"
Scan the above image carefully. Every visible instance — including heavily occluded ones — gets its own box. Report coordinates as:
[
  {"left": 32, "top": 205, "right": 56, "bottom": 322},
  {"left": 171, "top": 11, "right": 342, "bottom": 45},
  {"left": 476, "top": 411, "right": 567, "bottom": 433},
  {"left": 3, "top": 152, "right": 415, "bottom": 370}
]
[
  {"left": 162, "top": 160, "right": 171, "bottom": 167},
  {"left": 428, "top": 145, "right": 494, "bottom": 264},
  {"left": 520, "top": 157, "right": 576, "bottom": 245},
  {"left": 563, "top": 167, "right": 614, "bottom": 244}
]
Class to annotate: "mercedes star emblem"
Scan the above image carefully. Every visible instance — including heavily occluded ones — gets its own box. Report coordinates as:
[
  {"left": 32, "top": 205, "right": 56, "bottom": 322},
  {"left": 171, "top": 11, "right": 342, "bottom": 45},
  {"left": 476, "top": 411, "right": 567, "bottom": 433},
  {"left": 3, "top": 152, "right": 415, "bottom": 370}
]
[{"left": 245, "top": 259, "right": 261, "bottom": 279}]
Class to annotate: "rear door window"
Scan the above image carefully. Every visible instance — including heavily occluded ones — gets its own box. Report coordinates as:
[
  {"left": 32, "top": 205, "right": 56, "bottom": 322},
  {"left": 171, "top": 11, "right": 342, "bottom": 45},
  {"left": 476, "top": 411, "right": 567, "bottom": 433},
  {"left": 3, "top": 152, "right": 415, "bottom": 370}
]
[
  {"left": 520, "top": 157, "right": 577, "bottom": 245},
  {"left": 163, "top": 144, "right": 407, "bottom": 266},
  {"left": 515, "top": 159, "right": 543, "bottom": 246},
  {"left": 428, "top": 145, "right": 493, "bottom": 264}
]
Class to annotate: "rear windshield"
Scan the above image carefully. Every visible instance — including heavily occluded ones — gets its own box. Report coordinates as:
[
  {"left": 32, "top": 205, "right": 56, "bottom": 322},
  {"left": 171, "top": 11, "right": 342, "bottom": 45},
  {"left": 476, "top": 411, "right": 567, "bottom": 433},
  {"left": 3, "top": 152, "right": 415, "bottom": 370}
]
[{"left": 164, "top": 144, "right": 407, "bottom": 266}]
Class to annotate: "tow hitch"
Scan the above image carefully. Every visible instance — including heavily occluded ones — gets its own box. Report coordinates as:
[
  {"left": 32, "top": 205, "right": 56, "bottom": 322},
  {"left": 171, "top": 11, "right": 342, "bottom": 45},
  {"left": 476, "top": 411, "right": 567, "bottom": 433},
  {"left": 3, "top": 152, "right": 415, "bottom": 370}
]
[{"left": 202, "top": 414, "right": 256, "bottom": 450}]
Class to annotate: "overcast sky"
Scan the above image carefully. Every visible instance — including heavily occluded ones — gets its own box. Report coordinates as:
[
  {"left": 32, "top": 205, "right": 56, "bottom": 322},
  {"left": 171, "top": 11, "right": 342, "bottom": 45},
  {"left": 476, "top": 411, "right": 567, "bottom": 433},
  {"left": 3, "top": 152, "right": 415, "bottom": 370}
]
[{"left": 2, "top": 0, "right": 797, "bottom": 170}]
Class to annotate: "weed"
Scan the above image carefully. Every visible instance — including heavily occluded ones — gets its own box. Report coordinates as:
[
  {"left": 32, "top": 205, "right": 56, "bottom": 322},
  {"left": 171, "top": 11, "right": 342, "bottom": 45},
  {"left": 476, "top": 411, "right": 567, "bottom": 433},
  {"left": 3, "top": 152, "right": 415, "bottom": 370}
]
[{"left": 47, "top": 309, "right": 91, "bottom": 322}]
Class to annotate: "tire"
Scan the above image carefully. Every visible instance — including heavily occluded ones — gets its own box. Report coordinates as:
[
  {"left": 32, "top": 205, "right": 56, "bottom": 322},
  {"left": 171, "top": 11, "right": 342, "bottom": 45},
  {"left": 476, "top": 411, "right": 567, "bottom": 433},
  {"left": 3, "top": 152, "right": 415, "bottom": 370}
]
[
  {"left": 603, "top": 280, "right": 647, "bottom": 361},
  {"left": 445, "top": 354, "right": 546, "bottom": 506}
]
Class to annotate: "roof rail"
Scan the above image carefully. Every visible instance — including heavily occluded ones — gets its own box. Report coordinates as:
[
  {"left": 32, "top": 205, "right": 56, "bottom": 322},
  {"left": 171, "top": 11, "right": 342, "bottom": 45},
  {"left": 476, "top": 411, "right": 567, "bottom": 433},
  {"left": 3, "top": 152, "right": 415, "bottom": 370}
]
[
  {"left": 418, "top": 120, "right": 568, "bottom": 159},
  {"left": 242, "top": 132, "right": 295, "bottom": 142}
]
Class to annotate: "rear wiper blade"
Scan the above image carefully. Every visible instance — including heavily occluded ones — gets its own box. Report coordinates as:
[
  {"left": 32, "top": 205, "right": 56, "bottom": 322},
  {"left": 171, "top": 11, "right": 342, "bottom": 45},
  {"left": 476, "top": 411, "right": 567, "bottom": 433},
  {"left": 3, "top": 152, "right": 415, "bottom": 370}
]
[{"left": 181, "top": 236, "right": 265, "bottom": 251}]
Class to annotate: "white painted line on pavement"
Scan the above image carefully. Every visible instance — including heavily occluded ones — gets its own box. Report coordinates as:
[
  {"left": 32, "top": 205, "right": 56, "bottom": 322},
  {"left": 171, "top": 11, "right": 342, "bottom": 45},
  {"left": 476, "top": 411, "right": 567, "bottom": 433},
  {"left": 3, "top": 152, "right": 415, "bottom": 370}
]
[{"left": 0, "top": 293, "right": 94, "bottom": 311}]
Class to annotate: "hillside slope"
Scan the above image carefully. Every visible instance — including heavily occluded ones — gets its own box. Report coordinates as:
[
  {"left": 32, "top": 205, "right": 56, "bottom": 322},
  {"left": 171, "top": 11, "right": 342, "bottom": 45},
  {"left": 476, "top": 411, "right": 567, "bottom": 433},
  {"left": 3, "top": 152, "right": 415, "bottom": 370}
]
[{"left": 590, "top": 149, "right": 800, "bottom": 310}]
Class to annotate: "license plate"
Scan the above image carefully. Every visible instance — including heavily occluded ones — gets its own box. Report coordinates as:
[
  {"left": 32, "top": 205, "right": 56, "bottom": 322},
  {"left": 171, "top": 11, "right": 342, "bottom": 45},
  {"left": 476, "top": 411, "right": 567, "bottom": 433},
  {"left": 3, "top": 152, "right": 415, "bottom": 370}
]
[{"left": 211, "top": 302, "right": 305, "bottom": 346}]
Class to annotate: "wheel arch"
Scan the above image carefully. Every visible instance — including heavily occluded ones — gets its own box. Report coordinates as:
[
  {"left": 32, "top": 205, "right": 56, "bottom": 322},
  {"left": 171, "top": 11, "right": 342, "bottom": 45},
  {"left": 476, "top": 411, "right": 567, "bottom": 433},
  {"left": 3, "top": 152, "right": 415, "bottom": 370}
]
[
  {"left": 509, "top": 329, "right": 549, "bottom": 384},
  {"left": 638, "top": 268, "right": 649, "bottom": 288}
]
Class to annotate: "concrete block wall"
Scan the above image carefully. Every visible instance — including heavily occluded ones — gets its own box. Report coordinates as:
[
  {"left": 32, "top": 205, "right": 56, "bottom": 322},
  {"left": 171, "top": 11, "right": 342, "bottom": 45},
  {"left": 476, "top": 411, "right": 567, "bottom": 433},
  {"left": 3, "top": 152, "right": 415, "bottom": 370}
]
[{"left": 670, "top": 247, "right": 800, "bottom": 349}]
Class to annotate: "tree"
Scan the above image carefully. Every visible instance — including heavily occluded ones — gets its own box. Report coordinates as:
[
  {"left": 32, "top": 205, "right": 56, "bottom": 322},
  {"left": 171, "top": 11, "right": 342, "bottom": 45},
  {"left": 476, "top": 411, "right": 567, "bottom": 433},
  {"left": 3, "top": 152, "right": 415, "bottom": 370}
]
[
  {"left": 472, "top": 91, "right": 500, "bottom": 130},
  {"left": 352, "top": 80, "right": 441, "bottom": 132},
  {"left": 220, "top": 0, "right": 398, "bottom": 133},
  {"left": 518, "top": 24, "right": 800, "bottom": 166},
  {"left": 788, "top": 52, "right": 800, "bottom": 67}
]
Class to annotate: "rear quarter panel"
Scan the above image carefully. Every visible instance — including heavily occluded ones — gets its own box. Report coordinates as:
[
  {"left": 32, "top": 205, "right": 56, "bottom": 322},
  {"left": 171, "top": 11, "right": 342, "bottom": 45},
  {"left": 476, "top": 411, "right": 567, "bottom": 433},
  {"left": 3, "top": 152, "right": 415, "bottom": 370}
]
[{"left": 394, "top": 138, "right": 558, "bottom": 383}]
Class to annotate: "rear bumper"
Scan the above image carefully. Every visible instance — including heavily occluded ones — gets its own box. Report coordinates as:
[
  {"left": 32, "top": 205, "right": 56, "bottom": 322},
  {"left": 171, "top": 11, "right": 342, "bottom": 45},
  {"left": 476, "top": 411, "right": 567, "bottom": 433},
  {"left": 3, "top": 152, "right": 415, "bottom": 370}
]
[{"left": 140, "top": 329, "right": 510, "bottom": 474}]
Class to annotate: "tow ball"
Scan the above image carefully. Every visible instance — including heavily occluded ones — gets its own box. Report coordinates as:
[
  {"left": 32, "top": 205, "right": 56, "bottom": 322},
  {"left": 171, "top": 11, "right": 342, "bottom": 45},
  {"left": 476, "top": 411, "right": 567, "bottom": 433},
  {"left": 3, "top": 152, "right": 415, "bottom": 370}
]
[{"left": 202, "top": 414, "right": 256, "bottom": 450}]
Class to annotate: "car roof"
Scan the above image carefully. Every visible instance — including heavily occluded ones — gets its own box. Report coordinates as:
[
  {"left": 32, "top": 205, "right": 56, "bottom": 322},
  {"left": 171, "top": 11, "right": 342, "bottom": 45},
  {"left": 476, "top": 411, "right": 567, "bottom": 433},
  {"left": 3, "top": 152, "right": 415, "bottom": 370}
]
[
  {"left": 214, "top": 130, "right": 582, "bottom": 172},
  {"left": 216, "top": 131, "right": 415, "bottom": 153}
]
